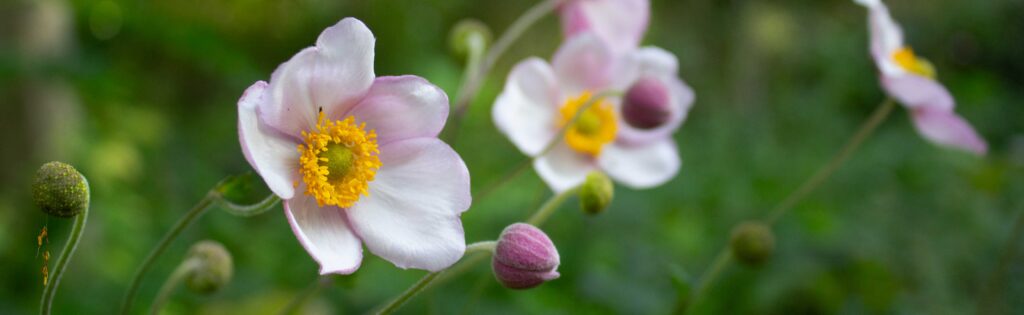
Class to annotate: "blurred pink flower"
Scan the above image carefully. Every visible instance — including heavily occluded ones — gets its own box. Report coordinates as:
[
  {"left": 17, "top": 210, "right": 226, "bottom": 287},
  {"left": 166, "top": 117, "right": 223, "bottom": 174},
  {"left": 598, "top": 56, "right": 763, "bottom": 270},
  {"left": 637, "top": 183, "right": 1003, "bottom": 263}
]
[
  {"left": 493, "top": 33, "right": 694, "bottom": 192},
  {"left": 560, "top": 0, "right": 650, "bottom": 53},
  {"left": 238, "top": 18, "right": 471, "bottom": 275},
  {"left": 856, "top": 0, "right": 987, "bottom": 155}
]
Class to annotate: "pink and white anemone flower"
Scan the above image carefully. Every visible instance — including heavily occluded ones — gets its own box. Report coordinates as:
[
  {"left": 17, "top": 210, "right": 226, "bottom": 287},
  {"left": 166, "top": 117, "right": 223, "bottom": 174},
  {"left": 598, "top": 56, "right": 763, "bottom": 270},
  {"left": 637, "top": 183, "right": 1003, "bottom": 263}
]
[
  {"left": 560, "top": 0, "right": 650, "bottom": 53},
  {"left": 855, "top": 0, "right": 987, "bottom": 155},
  {"left": 237, "top": 18, "right": 471, "bottom": 274},
  {"left": 493, "top": 32, "right": 694, "bottom": 192}
]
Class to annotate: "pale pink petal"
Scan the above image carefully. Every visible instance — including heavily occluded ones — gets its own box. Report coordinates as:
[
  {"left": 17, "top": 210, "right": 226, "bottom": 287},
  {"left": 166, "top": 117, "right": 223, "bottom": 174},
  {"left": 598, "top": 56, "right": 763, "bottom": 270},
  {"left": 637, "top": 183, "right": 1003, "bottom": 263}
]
[
  {"left": 598, "top": 138, "right": 680, "bottom": 189},
  {"left": 285, "top": 192, "right": 364, "bottom": 275},
  {"left": 493, "top": 58, "right": 561, "bottom": 156},
  {"left": 911, "top": 107, "right": 988, "bottom": 155},
  {"left": 346, "top": 76, "right": 449, "bottom": 145},
  {"left": 347, "top": 138, "right": 470, "bottom": 271},
  {"left": 533, "top": 143, "right": 597, "bottom": 192},
  {"left": 238, "top": 81, "right": 299, "bottom": 199},
  {"left": 560, "top": 0, "right": 650, "bottom": 52},
  {"left": 855, "top": 0, "right": 905, "bottom": 76},
  {"left": 552, "top": 33, "right": 616, "bottom": 95},
  {"left": 262, "top": 18, "right": 376, "bottom": 137},
  {"left": 881, "top": 74, "right": 954, "bottom": 112},
  {"left": 617, "top": 47, "right": 695, "bottom": 145}
]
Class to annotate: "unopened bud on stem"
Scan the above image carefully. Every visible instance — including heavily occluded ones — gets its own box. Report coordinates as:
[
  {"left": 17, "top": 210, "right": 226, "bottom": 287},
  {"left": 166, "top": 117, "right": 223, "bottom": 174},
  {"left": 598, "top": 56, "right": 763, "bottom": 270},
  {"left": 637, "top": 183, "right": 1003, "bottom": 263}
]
[
  {"left": 579, "top": 171, "right": 613, "bottom": 215},
  {"left": 32, "top": 161, "right": 89, "bottom": 218},
  {"left": 184, "top": 240, "right": 233, "bottom": 294},
  {"left": 729, "top": 221, "right": 775, "bottom": 266},
  {"left": 449, "top": 19, "right": 492, "bottom": 60},
  {"left": 492, "top": 223, "right": 560, "bottom": 289},
  {"left": 623, "top": 77, "right": 672, "bottom": 130}
]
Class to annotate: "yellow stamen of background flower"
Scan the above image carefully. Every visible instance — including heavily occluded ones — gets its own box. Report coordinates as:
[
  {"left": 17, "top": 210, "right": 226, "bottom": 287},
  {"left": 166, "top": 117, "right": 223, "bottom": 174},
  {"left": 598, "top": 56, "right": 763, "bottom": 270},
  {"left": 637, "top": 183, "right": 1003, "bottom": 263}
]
[
  {"left": 892, "top": 47, "right": 936, "bottom": 78},
  {"left": 298, "top": 112, "right": 381, "bottom": 208},
  {"left": 558, "top": 92, "right": 617, "bottom": 156}
]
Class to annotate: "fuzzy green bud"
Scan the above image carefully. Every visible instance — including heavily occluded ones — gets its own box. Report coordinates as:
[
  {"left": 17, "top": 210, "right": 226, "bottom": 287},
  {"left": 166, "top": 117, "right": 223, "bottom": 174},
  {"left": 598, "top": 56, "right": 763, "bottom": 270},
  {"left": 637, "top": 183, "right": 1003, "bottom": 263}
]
[
  {"left": 579, "top": 172, "right": 613, "bottom": 215},
  {"left": 185, "top": 241, "right": 233, "bottom": 294},
  {"left": 32, "top": 161, "right": 89, "bottom": 218},
  {"left": 729, "top": 221, "right": 775, "bottom": 266},
  {"left": 449, "top": 19, "right": 491, "bottom": 60}
]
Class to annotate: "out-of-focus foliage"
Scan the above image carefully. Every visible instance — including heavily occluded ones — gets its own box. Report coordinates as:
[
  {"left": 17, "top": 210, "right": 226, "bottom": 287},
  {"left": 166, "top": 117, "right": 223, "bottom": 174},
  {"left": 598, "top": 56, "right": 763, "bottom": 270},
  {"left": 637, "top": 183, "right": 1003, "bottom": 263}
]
[{"left": 1, "top": 0, "right": 1022, "bottom": 314}]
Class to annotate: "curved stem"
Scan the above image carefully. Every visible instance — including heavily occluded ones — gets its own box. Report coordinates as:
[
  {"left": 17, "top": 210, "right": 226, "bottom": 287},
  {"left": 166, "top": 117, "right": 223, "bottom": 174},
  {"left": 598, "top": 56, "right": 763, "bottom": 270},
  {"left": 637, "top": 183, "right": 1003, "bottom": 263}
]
[
  {"left": 219, "top": 194, "right": 280, "bottom": 217},
  {"left": 527, "top": 186, "right": 581, "bottom": 226},
  {"left": 764, "top": 98, "right": 896, "bottom": 224},
  {"left": 447, "top": 0, "right": 564, "bottom": 140},
  {"left": 148, "top": 258, "right": 199, "bottom": 315},
  {"left": 443, "top": 29, "right": 488, "bottom": 144},
  {"left": 120, "top": 192, "right": 219, "bottom": 315},
  {"left": 375, "top": 241, "right": 497, "bottom": 315},
  {"left": 680, "top": 98, "right": 896, "bottom": 313},
  {"left": 39, "top": 200, "right": 89, "bottom": 315}
]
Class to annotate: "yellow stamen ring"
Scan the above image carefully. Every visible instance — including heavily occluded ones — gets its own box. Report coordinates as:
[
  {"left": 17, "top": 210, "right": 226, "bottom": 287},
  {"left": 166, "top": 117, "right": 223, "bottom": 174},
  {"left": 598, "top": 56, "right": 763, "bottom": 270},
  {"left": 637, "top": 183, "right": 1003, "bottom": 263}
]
[
  {"left": 298, "top": 112, "right": 381, "bottom": 208},
  {"left": 892, "top": 46, "right": 936, "bottom": 78},
  {"left": 558, "top": 92, "right": 618, "bottom": 156}
]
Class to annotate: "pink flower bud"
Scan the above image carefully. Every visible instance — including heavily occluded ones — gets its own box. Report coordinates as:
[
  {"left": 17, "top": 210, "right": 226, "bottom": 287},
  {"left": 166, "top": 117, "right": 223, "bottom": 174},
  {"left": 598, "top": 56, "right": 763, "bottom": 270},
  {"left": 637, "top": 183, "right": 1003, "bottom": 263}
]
[
  {"left": 492, "top": 223, "right": 560, "bottom": 289},
  {"left": 622, "top": 77, "right": 671, "bottom": 129}
]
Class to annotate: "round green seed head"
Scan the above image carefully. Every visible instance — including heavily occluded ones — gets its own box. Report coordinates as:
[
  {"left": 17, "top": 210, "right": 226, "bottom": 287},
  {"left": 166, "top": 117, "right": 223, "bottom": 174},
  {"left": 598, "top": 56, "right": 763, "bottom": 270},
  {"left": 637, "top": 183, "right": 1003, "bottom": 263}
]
[
  {"left": 730, "top": 221, "right": 775, "bottom": 266},
  {"left": 579, "top": 171, "right": 613, "bottom": 215},
  {"left": 449, "top": 19, "right": 492, "bottom": 60},
  {"left": 185, "top": 240, "right": 233, "bottom": 294},
  {"left": 32, "top": 161, "right": 89, "bottom": 218}
]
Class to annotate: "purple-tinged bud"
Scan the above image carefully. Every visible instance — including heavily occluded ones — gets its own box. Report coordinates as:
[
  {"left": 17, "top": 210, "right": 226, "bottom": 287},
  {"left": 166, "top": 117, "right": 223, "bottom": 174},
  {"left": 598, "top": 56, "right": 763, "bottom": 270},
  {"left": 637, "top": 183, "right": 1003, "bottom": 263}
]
[
  {"left": 492, "top": 223, "right": 560, "bottom": 289},
  {"left": 622, "top": 77, "right": 672, "bottom": 130}
]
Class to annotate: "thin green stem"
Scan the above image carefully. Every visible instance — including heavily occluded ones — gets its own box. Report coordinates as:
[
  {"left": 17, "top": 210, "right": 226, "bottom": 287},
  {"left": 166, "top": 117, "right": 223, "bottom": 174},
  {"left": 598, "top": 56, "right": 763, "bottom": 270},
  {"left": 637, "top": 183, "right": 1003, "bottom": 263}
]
[
  {"left": 450, "top": 0, "right": 564, "bottom": 120},
  {"left": 39, "top": 194, "right": 89, "bottom": 315},
  {"left": 764, "top": 98, "right": 896, "bottom": 224},
  {"left": 219, "top": 194, "right": 280, "bottom": 217},
  {"left": 676, "top": 249, "right": 731, "bottom": 314},
  {"left": 445, "top": 0, "right": 565, "bottom": 145},
  {"left": 119, "top": 192, "right": 219, "bottom": 315},
  {"left": 375, "top": 241, "right": 496, "bottom": 315},
  {"left": 444, "top": 28, "right": 489, "bottom": 144},
  {"left": 148, "top": 258, "right": 199, "bottom": 315},
  {"left": 278, "top": 276, "right": 333, "bottom": 315},
  {"left": 527, "top": 186, "right": 581, "bottom": 226},
  {"left": 681, "top": 98, "right": 896, "bottom": 313}
]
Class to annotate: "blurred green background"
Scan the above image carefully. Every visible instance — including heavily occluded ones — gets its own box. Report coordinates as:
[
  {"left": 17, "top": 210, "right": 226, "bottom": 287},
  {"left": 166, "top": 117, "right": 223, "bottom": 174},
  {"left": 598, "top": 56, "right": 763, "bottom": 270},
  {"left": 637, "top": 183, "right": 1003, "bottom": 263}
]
[{"left": 2, "top": 0, "right": 1023, "bottom": 314}]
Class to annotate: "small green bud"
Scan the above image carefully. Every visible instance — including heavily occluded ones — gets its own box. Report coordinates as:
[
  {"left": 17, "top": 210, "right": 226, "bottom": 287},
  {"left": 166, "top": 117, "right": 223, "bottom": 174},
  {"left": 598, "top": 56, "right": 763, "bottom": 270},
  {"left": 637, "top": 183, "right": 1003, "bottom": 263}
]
[
  {"left": 729, "top": 221, "right": 775, "bottom": 266},
  {"left": 32, "top": 161, "right": 89, "bottom": 218},
  {"left": 185, "top": 241, "right": 233, "bottom": 294},
  {"left": 449, "top": 19, "right": 491, "bottom": 60},
  {"left": 579, "top": 172, "right": 613, "bottom": 215}
]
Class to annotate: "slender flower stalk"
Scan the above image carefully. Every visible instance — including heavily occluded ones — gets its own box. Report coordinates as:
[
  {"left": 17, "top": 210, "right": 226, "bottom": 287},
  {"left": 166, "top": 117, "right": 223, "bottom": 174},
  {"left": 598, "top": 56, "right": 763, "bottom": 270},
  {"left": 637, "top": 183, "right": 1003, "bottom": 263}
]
[
  {"left": 120, "top": 193, "right": 218, "bottom": 315},
  {"left": 527, "top": 186, "right": 581, "bottom": 226},
  {"left": 446, "top": 0, "right": 565, "bottom": 141},
  {"left": 375, "top": 241, "right": 498, "bottom": 315},
  {"left": 39, "top": 205, "right": 88, "bottom": 315},
  {"left": 120, "top": 184, "right": 279, "bottom": 314},
  {"left": 148, "top": 258, "right": 200, "bottom": 315},
  {"left": 277, "top": 276, "right": 334, "bottom": 315},
  {"left": 680, "top": 98, "right": 897, "bottom": 313}
]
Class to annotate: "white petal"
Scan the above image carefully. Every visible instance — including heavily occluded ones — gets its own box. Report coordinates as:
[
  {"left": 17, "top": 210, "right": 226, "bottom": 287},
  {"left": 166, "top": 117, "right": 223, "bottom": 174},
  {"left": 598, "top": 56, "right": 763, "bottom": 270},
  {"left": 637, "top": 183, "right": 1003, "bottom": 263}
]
[
  {"left": 347, "top": 76, "right": 449, "bottom": 146},
  {"left": 911, "top": 107, "right": 988, "bottom": 155},
  {"left": 560, "top": 0, "right": 649, "bottom": 52},
  {"left": 599, "top": 139, "right": 680, "bottom": 189},
  {"left": 493, "top": 58, "right": 561, "bottom": 156},
  {"left": 856, "top": 0, "right": 905, "bottom": 76},
  {"left": 552, "top": 33, "right": 616, "bottom": 95},
  {"left": 285, "top": 193, "right": 364, "bottom": 275},
  {"left": 238, "top": 81, "right": 299, "bottom": 199},
  {"left": 347, "top": 138, "right": 470, "bottom": 271},
  {"left": 533, "top": 143, "right": 597, "bottom": 192},
  {"left": 881, "top": 74, "right": 954, "bottom": 111},
  {"left": 262, "top": 18, "right": 376, "bottom": 137}
]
